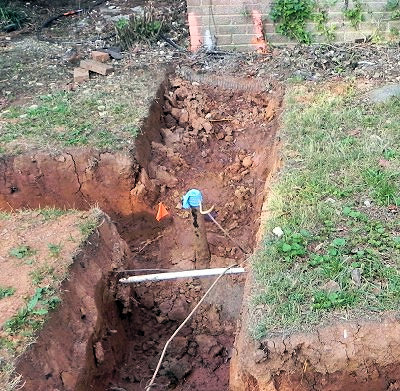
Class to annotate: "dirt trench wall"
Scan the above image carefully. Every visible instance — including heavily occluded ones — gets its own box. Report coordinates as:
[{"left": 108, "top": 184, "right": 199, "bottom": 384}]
[
  {"left": 231, "top": 273, "right": 400, "bottom": 391},
  {"left": 15, "top": 213, "right": 132, "bottom": 391},
  {"left": 0, "top": 92, "right": 162, "bottom": 217}
]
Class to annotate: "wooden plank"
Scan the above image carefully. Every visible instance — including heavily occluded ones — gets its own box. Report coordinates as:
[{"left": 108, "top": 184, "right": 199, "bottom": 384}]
[{"left": 80, "top": 59, "right": 114, "bottom": 76}]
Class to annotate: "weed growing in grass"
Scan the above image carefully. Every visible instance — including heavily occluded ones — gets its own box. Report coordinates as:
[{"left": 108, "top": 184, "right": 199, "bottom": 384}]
[
  {"left": 0, "top": 212, "right": 11, "bottom": 220},
  {"left": 3, "top": 287, "right": 60, "bottom": 335},
  {"left": 38, "top": 207, "right": 67, "bottom": 221},
  {"left": 115, "top": 5, "right": 164, "bottom": 48},
  {"left": 30, "top": 264, "right": 55, "bottom": 286},
  {"left": 251, "top": 85, "right": 400, "bottom": 338},
  {"left": 48, "top": 243, "right": 62, "bottom": 258},
  {"left": 78, "top": 213, "right": 100, "bottom": 239},
  {"left": 9, "top": 246, "right": 35, "bottom": 259},
  {"left": 363, "top": 168, "right": 399, "bottom": 205},
  {"left": 0, "top": 286, "right": 15, "bottom": 299}
]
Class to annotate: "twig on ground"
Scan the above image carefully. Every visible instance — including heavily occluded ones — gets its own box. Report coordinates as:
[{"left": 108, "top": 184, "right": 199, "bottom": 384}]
[{"left": 136, "top": 234, "right": 163, "bottom": 253}]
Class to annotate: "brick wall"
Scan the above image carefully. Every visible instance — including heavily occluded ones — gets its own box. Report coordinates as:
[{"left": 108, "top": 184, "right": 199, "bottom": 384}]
[{"left": 186, "top": 0, "right": 400, "bottom": 51}]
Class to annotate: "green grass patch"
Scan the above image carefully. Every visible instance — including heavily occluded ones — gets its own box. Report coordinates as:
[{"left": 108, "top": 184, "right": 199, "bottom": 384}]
[
  {"left": 78, "top": 209, "right": 101, "bottom": 239},
  {"left": 251, "top": 85, "right": 400, "bottom": 338},
  {"left": 0, "top": 211, "right": 11, "bottom": 220},
  {"left": 48, "top": 243, "right": 62, "bottom": 258},
  {"left": 0, "top": 1, "right": 28, "bottom": 31},
  {"left": 3, "top": 286, "right": 60, "bottom": 335},
  {"left": 38, "top": 207, "right": 68, "bottom": 221},
  {"left": 30, "top": 264, "right": 55, "bottom": 286},
  {"left": 1, "top": 90, "right": 145, "bottom": 154},
  {"left": 0, "top": 286, "right": 15, "bottom": 299},
  {"left": 9, "top": 245, "right": 35, "bottom": 259}
]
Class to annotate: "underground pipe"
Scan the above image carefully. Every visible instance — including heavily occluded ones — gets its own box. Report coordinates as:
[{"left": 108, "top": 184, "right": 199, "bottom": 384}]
[{"left": 119, "top": 267, "right": 246, "bottom": 284}]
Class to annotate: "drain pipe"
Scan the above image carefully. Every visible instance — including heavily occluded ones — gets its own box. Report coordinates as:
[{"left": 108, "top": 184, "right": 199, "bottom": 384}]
[{"left": 119, "top": 267, "right": 246, "bottom": 284}]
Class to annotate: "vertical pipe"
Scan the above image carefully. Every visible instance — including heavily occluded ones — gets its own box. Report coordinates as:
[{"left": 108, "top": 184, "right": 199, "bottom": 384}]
[{"left": 191, "top": 207, "right": 211, "bottom": 269}]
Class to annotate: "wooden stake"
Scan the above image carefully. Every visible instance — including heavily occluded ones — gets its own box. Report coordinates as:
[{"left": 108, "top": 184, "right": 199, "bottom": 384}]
[{"left": 191, "top": 207, "right": 211, "bottom": 269}]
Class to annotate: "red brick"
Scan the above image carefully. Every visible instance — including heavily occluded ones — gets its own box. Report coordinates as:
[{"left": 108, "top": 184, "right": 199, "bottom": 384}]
[
  {"left": 91, "top": 51, "right": 110, "bottom": 63},
  {"left": 80, "top": 60, "right": 114, "bottom": 76},
  {"left": 73, "top": 67, "right": 89, "bottom": 83}
]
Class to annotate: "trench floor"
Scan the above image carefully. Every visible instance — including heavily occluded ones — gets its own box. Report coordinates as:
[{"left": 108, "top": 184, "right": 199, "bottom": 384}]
[{"left": 99, "top": 76, "right": 282, "bottom": 390}]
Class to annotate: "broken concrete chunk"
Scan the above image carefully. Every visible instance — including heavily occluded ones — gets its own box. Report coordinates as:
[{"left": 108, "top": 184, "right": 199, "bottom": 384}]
[
  {"left": 91, "top": 50, "right": 110, "bottom": 63},
  {"left": 73, "top": 67, "right": 89, "bottom": 83},
  {"left": 80, "top": 60, "right": 114, "bottom": 76}
]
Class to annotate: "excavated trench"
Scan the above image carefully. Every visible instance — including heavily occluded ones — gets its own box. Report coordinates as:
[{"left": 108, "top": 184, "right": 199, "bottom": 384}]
[{"left": 0, "top": 74, "right": 282, "bottom": 391}]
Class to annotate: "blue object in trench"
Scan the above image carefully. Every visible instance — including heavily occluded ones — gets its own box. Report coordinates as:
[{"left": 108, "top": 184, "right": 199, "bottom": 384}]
[{"left": 182, "top": 189, "right": 203, "bottom": 209}]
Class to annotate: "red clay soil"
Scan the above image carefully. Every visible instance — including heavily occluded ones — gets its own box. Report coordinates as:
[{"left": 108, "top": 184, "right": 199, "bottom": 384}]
[
  {"left": 231, "top": 295, "right": 400, "bottom": 391},
  {"left": 0, "top": 210, "right": 87, "bottom": 325},
  {"left": 15, "top": 213, "right": 132, "bottom": 390},
  {"left": 0, "top": 88, "right": 163, "bottom": 217}
]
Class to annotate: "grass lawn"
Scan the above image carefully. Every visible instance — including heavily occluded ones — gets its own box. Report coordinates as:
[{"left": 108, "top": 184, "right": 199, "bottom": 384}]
[
  {"left": 0, "top": 88, "right": 145, "bottom": 155},
  {"left": 251, "top": 82, "right": 400, "bottom": 339}
]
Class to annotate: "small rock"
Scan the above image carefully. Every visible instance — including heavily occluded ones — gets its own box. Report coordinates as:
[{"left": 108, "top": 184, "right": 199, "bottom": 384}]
[
  {"left": 169, "top": 336, "right": 188, "bottom": 357},
  {"left": 165, "top": 114, "right": 177, "bottom": 128},
  {"left": 61, "top": 372, "right": 76, "bottom": 390},
  {"left": 169, "top": 299, "right": 189, "bottom": 321},
  {"left": 368, "top": 84, "right": 400, "bottom": 103},
  {"left": 272, "top": 227, "right": 284, "bottom": 237},
  {"left": 195, "top": 334, "right": 218, "bottom": 357},
  {"left": 364, "top": 199, "right": 371, "bottom": 207},
  {"left": 166, "top": 356, "right": 192, "bottom": 380},
  {"left": 242, "top": 156, "right": 253, "bottom": 168},
  {"left": 170, "top": 107, "right": 181, "bottom": 120},
  {"left": 351, "top": 268, "right": 362, "bottom": 285},
  {"left": 94, "top": 341, "right": 105, "bottom": 364},
  {"left": 191, "top": 117, "right": 203, "bottom": 131},
  {"left": 179, "top": 110, "right": 189, "bottom": 124},
  {"left": 203, "top": 121, "right": 212, "bottom": 132},
  {"left": 216, "top": 131, "right": 225, "bottom": 140},
  {"left": 175, "top": 86, "right": 189, "bottom": 100},
  {"left": 225, "top": 135, "right": 234, "bottom": 142},
  {"left": 54, "top": 155, "right": 66, "bottom": 163}
]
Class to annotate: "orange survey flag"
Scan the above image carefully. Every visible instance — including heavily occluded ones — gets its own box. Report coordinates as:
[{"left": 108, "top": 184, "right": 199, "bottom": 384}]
[{"left": 156, "top": 202, "right": 169, "bottom": 221}]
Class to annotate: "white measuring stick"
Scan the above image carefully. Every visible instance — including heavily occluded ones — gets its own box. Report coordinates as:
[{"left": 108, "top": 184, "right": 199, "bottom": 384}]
[{"left": 119, "top": 267, "right": 246, "bottom": 284}]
